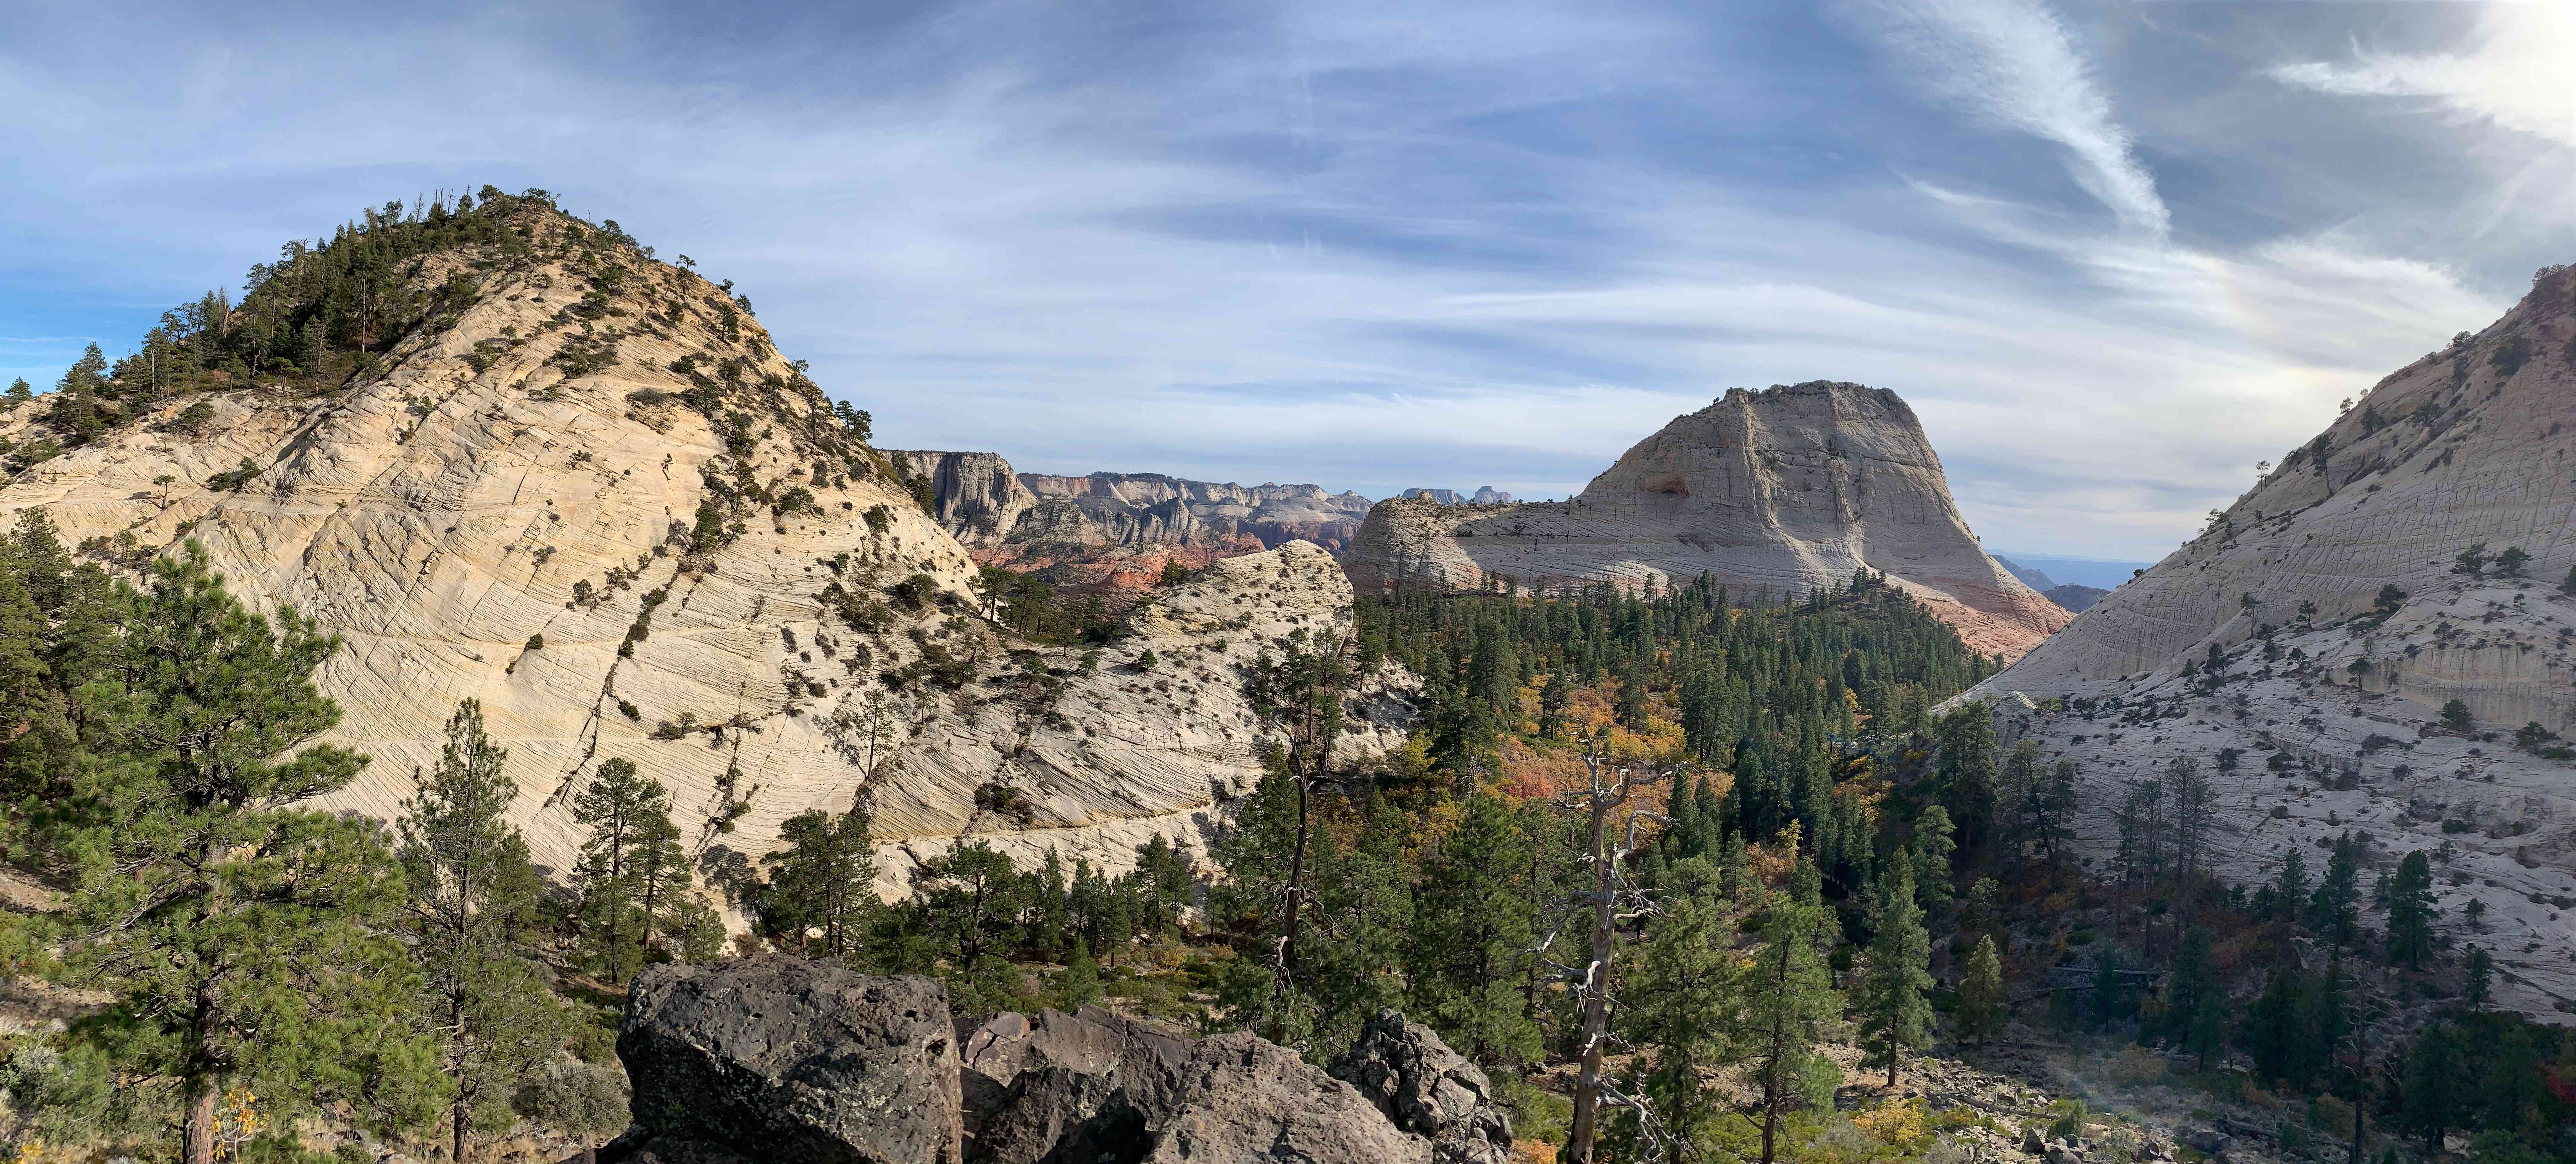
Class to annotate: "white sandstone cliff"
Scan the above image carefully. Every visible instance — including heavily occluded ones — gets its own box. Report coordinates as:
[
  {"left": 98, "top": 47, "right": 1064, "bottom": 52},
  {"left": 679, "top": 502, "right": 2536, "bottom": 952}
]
[
  {"left": 1341, "top": 381, "right": 2069, "bottom": 659},
  {"left": 0, "top": 201, "right": 1406, "bottom": 909},
  {"left": 1973, "top": 267, "right": 2576, "bottom": 1019}
]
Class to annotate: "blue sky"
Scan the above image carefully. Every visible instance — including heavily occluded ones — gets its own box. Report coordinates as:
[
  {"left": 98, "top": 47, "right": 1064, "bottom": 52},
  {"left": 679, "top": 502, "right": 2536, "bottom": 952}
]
[{"left": 4, "top": 1, "right": 2572, "bottom": 559}]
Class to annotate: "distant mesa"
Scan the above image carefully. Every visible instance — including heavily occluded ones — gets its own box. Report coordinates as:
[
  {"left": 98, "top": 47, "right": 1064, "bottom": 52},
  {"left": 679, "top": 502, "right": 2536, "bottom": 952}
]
[
  {"left": 1401, "top": 486, "right": 1513, "bottom": 506},
  {"left": 891, "top": 451, "right": 1373, "bottom": 596},
  {"left": 1342, "top": 380, "right": 2070, "bottom": 660}
]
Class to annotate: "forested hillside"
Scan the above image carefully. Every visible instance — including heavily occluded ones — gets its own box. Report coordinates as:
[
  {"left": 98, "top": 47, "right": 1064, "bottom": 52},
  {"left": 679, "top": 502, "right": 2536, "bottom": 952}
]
[{"left": 0, "top": 191, "right": 2564, "bottom": 1164}]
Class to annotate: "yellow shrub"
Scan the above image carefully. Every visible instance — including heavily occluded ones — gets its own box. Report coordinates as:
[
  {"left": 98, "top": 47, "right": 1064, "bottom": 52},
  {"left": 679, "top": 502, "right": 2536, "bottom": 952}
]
[{"left": 1856, "top": 1101, "right": 1931, "bottom": 1151}]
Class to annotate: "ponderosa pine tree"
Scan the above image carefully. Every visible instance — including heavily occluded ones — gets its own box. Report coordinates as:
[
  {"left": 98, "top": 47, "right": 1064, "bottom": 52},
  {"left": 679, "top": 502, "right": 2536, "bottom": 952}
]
[
  {"left": 1858, "top": 861, "right": 1934, "bottom": 1087},
  {"left": 1618, "top": 870, "right": 1734, "bottom": 1163},
  {"left": 2161, "top": 927, "right": 2223, "bottom": 1069},
  {"left": 398, "top": 699, "right": 562, "bottom": 1164},
  {"left": 909, "top": 839, "right": 1032, "bottom": 1017},
  {"left": 1406, "top": 793, "right": 1541, "bottom": 1069},
  {"left": 1738, "top": 856, "right": 1841, "bottom": 1164},
  {"left": 762, "top": 800, "right": 879, "bottom": 959},
  {"left": 2307, "top": 833, "right": 2365, "bottom": 950},
  {"left": 1908, "top": 805, "right": 1956, "bottom": 930},
  {"left": 2001, "top": 739, "right": 2043, "bottom": 862},
  {"left": 570, "top": 757, "right": 702, "bottom": 983},
  {"left": 1931, "top": 701, "right": 1998, "bottom": 848},
  {"left": 60, "top": 542, "right": 440, "bottom": 1164},
  {"left": 1956, "top": 935, "right": 2006, "bottom": 1049},
  {"left": 2463, "top": 946, "right": 2491, "bottom": 1011},
  {"left": 2383, "top": 850, "right": 2436, "bottom": 971},
  {"left": 1060, "top": 936, "right": 1102, "bottom": 1009}
]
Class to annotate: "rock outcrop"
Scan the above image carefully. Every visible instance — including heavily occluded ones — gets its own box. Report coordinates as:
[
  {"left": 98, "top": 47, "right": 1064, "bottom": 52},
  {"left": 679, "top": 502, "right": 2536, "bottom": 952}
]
[
  {"left": 1342, "top": 382, "right": 2070, "bottom": 659},
  {"left": 0, "top": 197, "right": 1408, "bottom": 910},
  {"left": 1972, "top": 265, "right": 2576, "bottom": 1019},
  {"left": 615, "top": 957, "right": 962, "bottom": 1164},
  {"left": 604, "top": 957, "right": 1491, "bottom": 1164},
  {"left": 1328, "top": 1011, "right": 1513, "bottom": 1164},
  {"left": 891, "top": 455, "right": 1375, "bottom": 595}
]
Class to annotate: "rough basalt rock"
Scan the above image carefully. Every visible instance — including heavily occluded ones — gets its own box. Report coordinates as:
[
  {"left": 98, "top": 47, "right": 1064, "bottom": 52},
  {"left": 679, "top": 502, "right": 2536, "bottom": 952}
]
[
  {"left": 617, "top": 955, "right": 962, "bottom": 1164},
  {"left": 1143, "top": 1032, "right": 1431, "bottom": 1164},
  {"left": 1328, "top": 1011, "right": 1512, "bottom": 1164},
  {"left": 608, "top": 959, "right": 1448, "bottom": 1164},
  {"left": 1340, "top": 382, "right": 2068, "bottom": 660},
  {"left": 956, "top": 1006, "right": 1191, "bottom": 1164}
]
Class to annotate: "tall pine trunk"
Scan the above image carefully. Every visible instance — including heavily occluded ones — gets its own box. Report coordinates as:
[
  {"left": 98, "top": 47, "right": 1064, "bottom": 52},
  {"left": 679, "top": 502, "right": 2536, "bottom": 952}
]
[
  {"left": 185, "top": 982, "right": 219, "bottom": 1164},
  {"left": 1563, "top": 791, "right": 1614, "bottom": 1164}
]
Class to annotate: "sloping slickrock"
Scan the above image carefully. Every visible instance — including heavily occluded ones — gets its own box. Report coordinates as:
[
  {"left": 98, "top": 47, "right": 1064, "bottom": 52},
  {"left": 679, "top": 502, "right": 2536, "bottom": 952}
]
[
  {"left": 1328, "top": 1011, "right": 1512, "bottom": 1164},
  {"left": 1973, "top": 265, "right": 2576, "bottom": 1020},
  {"left": 0, "top": 199, "right": 1408, "bottom": 910},
  {"left": 1341, "top": 382, "right": 2068, "bottom": 659},
  {"left": 617, "top": 955, "right": 962, "bottom": 1164}
]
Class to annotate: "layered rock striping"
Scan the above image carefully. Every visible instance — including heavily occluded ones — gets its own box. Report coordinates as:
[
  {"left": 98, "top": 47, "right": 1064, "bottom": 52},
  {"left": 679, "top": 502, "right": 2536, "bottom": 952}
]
[
  {"left": 1342, "top": 382, "right": 2069, "bottom": 659},
  {"left": 0, "top": 202, "right": 1407, "bottom": 913},
  {"left": 1974, "top": 268, "right": 2576, "bottom": 1018}
]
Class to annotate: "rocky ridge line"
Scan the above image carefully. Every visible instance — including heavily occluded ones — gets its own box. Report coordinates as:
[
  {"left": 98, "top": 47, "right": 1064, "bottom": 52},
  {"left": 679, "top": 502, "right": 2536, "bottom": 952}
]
[{"left": 0, "top": 199, "right": 1408, "bottom": 909}]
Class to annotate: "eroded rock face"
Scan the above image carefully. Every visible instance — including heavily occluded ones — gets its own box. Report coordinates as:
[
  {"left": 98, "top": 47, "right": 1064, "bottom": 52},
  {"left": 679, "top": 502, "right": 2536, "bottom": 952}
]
[
  {"left": 1340, "top": 382, "right": 2068, "bottom": 660},
  {"left": 1328, "top": 1011, "right": 1512, "bottom": 1164},
  {"left": 1974, "top": 268, "right": 2576, "bottom": 1020},
  {"left": 892, "top": 456, "right": 1376, "bottom": 591},
  {"left": 618, "top": 956, "right": 962, "bottom": 1164},
  {"left": 0, "top": 203, "right": 1409, "bottom": 908}
]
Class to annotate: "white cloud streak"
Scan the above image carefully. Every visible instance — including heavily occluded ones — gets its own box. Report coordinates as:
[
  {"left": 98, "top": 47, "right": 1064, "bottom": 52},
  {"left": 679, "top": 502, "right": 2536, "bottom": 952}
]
[
  {"left": 1841, "top": 0, "right": 2169, "bottom": 235},
  {"left": 0, "top": 0, "right": 2542, "bottom": 559},
  {"left": 2269, "top": 4, "right": 2576, "bottom": 150}
]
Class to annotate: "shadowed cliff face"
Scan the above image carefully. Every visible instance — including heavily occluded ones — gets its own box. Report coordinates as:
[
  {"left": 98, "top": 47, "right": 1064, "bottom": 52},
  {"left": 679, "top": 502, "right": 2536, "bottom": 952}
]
[
  {"left": 1974, "top": 265, "right": 2576, "bottom": 1020},
  {"left": 0, "top": 203, "right": 1408, "bottom": 909},
  {"left": 1340, "top": 381, "right": 2069, "bottom": 660},
  {"left": 890, "top": 451, "right": 1373, "bottom": 593}
]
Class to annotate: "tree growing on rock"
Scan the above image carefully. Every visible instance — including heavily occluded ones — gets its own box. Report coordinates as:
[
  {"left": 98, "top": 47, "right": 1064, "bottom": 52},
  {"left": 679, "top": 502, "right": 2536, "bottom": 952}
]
[
  {"left": 399, "top": 699, "right": 563, "bottom": 1164},
  {"left": 761, "top": 800, "right": 880, "bottom": 960},
  {"left": 2383, "top": 850, "right": 2436, "bottom": 971}
]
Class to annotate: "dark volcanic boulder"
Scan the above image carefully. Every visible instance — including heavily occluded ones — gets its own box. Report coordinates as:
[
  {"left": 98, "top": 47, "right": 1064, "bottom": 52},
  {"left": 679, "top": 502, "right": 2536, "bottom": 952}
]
[
  {"left": 617, "top": 955, "right": 963, "bottom": 1164},
  {"left": 1144, "top": 1032, "right": 1433, "bottom": 1164},
  {"left": 1330, "top": 1011, "right": 1513, "bottom": 1164},
  {"left": 956, "top": 1006, "right": 1192, "bottom": 1164}
]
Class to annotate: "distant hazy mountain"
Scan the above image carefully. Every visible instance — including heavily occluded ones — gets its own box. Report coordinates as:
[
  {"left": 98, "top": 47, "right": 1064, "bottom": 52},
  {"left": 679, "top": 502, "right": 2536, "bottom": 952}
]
[{"left": 1984, "top": 550, "right": 2152, "bottom": 591}]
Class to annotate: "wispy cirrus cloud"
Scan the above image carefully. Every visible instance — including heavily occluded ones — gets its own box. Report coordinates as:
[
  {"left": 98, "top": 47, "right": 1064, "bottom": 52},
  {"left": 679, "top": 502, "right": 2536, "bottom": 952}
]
[
  {"left": 0, "top": 0, "right": 2556, "bottom": 559},
  {"left": 1838, "top": 0, "right": 2169, "bottom": 236}
]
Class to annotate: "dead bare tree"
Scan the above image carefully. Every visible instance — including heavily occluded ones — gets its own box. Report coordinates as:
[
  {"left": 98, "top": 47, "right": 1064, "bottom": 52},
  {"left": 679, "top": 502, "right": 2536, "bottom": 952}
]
[{"left": 1539, "top": 730, "right": 1679, "bottom": 1164}]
